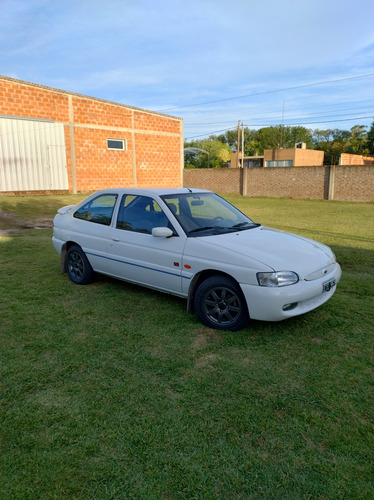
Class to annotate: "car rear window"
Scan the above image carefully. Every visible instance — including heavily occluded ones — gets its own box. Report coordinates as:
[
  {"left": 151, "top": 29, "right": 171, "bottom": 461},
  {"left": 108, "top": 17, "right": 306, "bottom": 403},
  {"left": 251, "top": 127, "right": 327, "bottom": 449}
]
[{"left": 73, "top": 194, "right": 118, "bottom": 225}]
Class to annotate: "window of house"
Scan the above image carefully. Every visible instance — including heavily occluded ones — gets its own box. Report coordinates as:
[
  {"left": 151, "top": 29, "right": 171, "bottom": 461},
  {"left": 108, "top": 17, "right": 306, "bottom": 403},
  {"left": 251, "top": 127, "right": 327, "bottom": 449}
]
[
  {"left": 73, "top": 194, "right": 118, "bottom": 225},
  {"left": 107, "top": 139, "right": 126, "bottom": 150},
  {"left": 265, "top": 160, "right": 293, "bottom": 167}
]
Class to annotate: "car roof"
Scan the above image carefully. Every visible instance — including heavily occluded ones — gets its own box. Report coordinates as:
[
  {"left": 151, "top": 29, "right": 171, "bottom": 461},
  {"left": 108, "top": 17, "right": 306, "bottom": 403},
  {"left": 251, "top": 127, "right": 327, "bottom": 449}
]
[{"left": 91, "top": 187, "right": 211, "bottom": 196}]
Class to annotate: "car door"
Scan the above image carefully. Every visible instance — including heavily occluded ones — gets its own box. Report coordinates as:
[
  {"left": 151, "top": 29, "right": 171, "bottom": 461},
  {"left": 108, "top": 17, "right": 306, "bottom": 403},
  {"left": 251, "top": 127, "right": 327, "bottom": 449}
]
[
  {"left": 106, "top": 194, "right": 188, "bottom": 295},
  {"left": 71, "top": 192, "right": 119, "bottom": 274}
]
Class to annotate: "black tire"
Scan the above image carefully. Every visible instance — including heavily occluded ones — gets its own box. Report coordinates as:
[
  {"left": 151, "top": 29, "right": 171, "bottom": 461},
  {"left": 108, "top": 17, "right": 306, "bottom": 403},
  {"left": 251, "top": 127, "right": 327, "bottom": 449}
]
[
  {"left": 66, "top": 245, "right": 94, "bottom": 285},
  {"left": 194, "top": 276, "right": 249, "bottom": 331}
]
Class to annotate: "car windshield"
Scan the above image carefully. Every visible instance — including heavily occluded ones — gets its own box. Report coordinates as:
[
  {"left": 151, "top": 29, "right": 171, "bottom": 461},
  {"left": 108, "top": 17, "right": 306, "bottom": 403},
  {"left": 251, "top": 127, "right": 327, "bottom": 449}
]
[{"left": 161, "top": 192, "right": 260, "bottom": 236}]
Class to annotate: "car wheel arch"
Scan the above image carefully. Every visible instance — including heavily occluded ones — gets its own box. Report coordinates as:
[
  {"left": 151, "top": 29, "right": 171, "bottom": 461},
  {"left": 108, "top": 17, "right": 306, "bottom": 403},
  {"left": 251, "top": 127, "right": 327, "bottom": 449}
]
[
  {"left": 60, "top": 243, "right": 67, "bottom": 273},
  {"left": 187, "top": 270, "right": 244, "bottom": 312},
  {"left": 192, "top": 273, "right": 250, "bottom": 331},
  {"left": 61, "top": 241, "right": 84, "bottom": 273},
  {"left": 65, "top": 243, "right": 95, "bottom": 285}
]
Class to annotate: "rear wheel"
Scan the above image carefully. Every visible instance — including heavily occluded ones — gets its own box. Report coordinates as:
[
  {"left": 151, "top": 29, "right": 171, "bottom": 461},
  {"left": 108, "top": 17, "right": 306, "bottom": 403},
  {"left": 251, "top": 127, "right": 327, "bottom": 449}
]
[
  {"left": 66, "top": 245, "right": 94, "bottom": 285},
  {"left": 194, "top": 276, "right": 248, "bottom": 331}
]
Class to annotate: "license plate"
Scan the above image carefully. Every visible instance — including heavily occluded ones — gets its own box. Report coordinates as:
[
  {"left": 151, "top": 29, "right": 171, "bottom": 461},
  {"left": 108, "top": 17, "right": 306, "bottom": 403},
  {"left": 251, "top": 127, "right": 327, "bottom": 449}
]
[{"left": 323, "top": 278, "right": 336, "bottom": 292}]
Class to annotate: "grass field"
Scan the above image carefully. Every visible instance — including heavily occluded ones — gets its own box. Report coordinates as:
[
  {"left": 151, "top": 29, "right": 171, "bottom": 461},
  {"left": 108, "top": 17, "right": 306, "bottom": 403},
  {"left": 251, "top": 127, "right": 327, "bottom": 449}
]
[{"left": 1, "top": 194, "right": 373, "bottom": 499}]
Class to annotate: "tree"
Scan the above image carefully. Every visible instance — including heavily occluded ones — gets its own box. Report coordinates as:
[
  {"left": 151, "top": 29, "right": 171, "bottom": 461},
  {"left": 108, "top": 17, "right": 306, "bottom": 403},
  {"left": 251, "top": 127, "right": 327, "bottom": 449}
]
[
  {"left": 213, "top": 129, "right": 240, "bottom": 151},
  {"left": 281, "top": 126, "right": 314, "bottom": 149},
  {"left": 186, "top": 122, "right": 373, "bottom": 168},
  {"left": 367, "top": 120, "right": 374, "bottom": 155},
  {"left": 212, "top": 126, "right": 313, "bottom": 156},
  {"left": 347, "top": 125, "right": 369, "bottom": 155},
  {"left": 312, "top": 126, "right": 369, "bottom": 164},
  {"left": 312, "top": 129, "right": 349, "bottom": 164},
  {"left": 254, "top": 125, "right": 313, "bottom": 153},
  {"left": 184, "top": 139, "right": 231, "bottom": 168}
]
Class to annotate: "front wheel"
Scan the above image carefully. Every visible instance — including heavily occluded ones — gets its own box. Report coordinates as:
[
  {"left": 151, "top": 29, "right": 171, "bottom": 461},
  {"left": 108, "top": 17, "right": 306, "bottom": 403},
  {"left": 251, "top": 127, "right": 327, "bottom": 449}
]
[
  {"left": 194, "top": 276, "right": 249, "bottom": 331},
  {"left": 66, "top": 245, "right": 94, "bottom": 285}
]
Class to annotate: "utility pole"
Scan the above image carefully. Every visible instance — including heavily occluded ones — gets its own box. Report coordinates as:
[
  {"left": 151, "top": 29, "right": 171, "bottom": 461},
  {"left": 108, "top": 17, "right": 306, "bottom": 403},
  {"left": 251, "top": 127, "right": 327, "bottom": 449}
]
[
  {"left": 280, "top": 100, "right": 285, "bottom": 149},
  {"left": 237, "top": 120, "right": 241, "bottom": 167},
  {"left": 241, "top": 121, "right": 244, "bottom": 168}
]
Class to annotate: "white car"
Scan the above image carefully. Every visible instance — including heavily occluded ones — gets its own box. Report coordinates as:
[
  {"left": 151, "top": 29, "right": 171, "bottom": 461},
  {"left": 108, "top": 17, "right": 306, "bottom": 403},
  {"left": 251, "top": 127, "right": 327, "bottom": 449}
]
[{"left": 52, "top": 188, "right": 341, "bottom": 331}]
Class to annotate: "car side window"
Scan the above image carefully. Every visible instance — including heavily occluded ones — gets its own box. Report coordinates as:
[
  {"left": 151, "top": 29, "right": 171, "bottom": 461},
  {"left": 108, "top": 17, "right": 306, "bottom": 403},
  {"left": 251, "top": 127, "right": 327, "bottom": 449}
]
[
  {"left": 73, "top": 194, "right": 118, "bottom": 226},
  {"left": 116, "top": 195, "right": 171, "bottom": 234}
]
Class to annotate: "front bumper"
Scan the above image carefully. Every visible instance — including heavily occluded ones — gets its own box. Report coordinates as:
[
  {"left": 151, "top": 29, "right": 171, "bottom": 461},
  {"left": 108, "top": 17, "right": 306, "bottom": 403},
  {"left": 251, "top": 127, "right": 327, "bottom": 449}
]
[{"left": 240, "top": 263, "right": 342, "bottom": 321}]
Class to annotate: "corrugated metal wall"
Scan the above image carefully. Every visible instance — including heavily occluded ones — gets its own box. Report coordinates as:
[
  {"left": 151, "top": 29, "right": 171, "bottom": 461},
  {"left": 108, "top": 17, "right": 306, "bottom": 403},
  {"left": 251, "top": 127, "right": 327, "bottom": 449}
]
[{"left": 0, "top": 117, "right": 68, "bottom": 191}]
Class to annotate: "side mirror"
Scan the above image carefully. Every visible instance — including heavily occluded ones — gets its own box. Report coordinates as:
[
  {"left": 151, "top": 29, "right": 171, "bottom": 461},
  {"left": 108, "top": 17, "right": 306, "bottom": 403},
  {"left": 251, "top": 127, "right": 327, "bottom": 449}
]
[{"left": 152, "top": 227, "right": 174, "bottom": 238}]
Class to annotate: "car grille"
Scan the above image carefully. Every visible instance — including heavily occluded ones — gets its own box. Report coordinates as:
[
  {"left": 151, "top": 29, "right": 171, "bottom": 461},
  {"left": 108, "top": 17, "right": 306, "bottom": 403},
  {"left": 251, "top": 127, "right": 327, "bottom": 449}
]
[{"left": 305, "top": 263, "right": 336, "bottom": 281}]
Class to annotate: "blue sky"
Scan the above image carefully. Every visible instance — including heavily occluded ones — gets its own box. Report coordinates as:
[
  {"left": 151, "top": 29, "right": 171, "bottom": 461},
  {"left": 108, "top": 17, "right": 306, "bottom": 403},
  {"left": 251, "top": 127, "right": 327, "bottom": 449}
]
[{"left": 1, "top": 0, "right": 374, "bottom": 139}]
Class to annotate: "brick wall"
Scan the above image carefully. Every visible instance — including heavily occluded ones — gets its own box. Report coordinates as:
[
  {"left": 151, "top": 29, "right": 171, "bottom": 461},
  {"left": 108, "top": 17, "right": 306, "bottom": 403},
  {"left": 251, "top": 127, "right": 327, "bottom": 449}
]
[
  {"left": 333, "top": 166, "right": 374, "bottom": 202},
  {"left": 0, "top": 78, "right": 70, "bottom": 122},
  {"left": 183, "top": 166, "right": 374, "bottom": 202},
  {"left": 135, "top": 133, "right": 181, "bottom": 187},
  {"left": 183, "top": 168, "right": 241, "bottom": 194},
  {"left": 73, "top": 128, "right": 134, "bottom": 191},
  {"left": 0, "top": 76, "right": 183, "bottom": 193},
  {"left": 244, "top": 166, "right": 329, "bottom": 199}
]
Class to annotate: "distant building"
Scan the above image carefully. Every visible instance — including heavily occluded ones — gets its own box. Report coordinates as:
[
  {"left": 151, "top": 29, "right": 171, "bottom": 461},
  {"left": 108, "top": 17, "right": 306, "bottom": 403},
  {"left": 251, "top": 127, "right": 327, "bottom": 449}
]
[
  {"left": 339, "top": 153, "right": 374, "bottom": 166},
  {"left": 231, "top": 151, "right": 264, "bottom": 168},
  {"left": 264, "top": 144, "right": 324, "bottom": 167},
  {"left": 231, "top": 143, "right": 324, "bottom": 168}
]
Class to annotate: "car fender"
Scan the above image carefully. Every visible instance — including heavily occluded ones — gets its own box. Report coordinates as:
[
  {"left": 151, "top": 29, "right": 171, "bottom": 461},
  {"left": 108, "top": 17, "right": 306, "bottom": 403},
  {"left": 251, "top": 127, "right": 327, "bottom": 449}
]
[{"left": 182, "top": 236, "right": 273, "bottom": 286}]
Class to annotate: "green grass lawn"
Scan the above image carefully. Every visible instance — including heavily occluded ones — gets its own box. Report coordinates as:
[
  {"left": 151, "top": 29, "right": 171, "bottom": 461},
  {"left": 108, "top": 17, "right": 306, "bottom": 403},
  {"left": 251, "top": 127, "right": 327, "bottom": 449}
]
[{"left": 1, "top": 194, "right": 373, "bottom": 499}]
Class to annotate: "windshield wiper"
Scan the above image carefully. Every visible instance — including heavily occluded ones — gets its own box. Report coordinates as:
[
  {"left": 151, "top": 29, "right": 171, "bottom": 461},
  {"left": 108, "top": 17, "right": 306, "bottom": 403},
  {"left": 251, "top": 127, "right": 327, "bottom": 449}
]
[
  {"left": 230, "top": 222, "right": 261, "bottom": 230},
  {"left": 189, "top": 222, "right": 260, "bottom": 235},
  {"left": 188, "top": 226, "right": 215, "bottom": 234}
]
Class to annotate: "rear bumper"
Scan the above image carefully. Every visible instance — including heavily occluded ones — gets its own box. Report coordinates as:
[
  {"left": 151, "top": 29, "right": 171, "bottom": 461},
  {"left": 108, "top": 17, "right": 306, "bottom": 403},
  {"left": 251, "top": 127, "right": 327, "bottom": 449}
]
[{"left": 52, "top": 236, "right": 64, "bottom": 255}]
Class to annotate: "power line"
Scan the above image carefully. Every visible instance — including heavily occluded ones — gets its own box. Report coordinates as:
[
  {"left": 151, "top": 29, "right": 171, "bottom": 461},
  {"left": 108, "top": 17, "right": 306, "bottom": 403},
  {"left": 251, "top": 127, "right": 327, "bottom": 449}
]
[
  {"left": 185, "top": 115, "right": 374, "bottom": 140},
  {"left": 159, "top": 73, "right": 374, "bottom": 112},
  {"left": 185, "top": 102, "right": 374, "bottom": 127},
  {"left": 185, "top": 127, "right": 237, "bottom": 141}
]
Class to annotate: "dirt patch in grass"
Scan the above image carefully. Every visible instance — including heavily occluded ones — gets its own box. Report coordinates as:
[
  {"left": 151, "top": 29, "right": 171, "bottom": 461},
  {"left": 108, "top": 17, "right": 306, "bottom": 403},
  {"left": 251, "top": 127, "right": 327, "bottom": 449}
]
[
  {"left": 0, "top": 211, "right": 17, "bottom": 223},
  {"left": 0, "top": 212, "right": 52, "bottom": 236}
]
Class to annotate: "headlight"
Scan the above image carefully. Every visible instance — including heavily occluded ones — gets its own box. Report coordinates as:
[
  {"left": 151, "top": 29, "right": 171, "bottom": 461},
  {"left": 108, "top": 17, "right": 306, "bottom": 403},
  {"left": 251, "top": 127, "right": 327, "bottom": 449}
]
[{"left": 257, "top": 271, "right": 299, "bottom": 287}]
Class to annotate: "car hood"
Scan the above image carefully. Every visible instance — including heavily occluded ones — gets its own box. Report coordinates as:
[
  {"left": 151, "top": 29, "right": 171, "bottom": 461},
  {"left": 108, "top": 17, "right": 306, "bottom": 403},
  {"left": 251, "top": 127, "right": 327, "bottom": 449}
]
[{"left": 199, "top": 226, "right": 335, "bottom": 276}]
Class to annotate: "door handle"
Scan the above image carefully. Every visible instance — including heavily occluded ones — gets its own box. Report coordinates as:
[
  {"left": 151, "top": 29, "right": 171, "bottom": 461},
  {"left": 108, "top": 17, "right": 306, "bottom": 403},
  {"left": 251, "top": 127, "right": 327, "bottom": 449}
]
[{"left": 112, "top": 237, "right": 120, "bottom": 242}]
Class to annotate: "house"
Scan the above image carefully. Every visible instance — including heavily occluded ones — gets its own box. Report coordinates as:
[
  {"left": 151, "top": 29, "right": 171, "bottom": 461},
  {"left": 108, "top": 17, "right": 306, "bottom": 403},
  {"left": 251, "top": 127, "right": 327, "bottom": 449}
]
[
  {"left": 231, "top": 152, "right": 264, "bottom": 168},
  {"left": 231, "top": 143, "right": 324, "bottom": 168},
  {"left": 0, "top": 75, "right": 183, "bottom": 194},
  {"left": 339, "top": 153, "right": 374, "bottom": 166}
]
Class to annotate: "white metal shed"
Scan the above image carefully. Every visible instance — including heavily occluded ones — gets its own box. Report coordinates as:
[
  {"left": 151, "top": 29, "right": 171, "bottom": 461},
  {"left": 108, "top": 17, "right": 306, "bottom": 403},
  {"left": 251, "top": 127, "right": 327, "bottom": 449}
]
[{"left": 0, "top": 116, "right": 69, "bottom": 192}]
